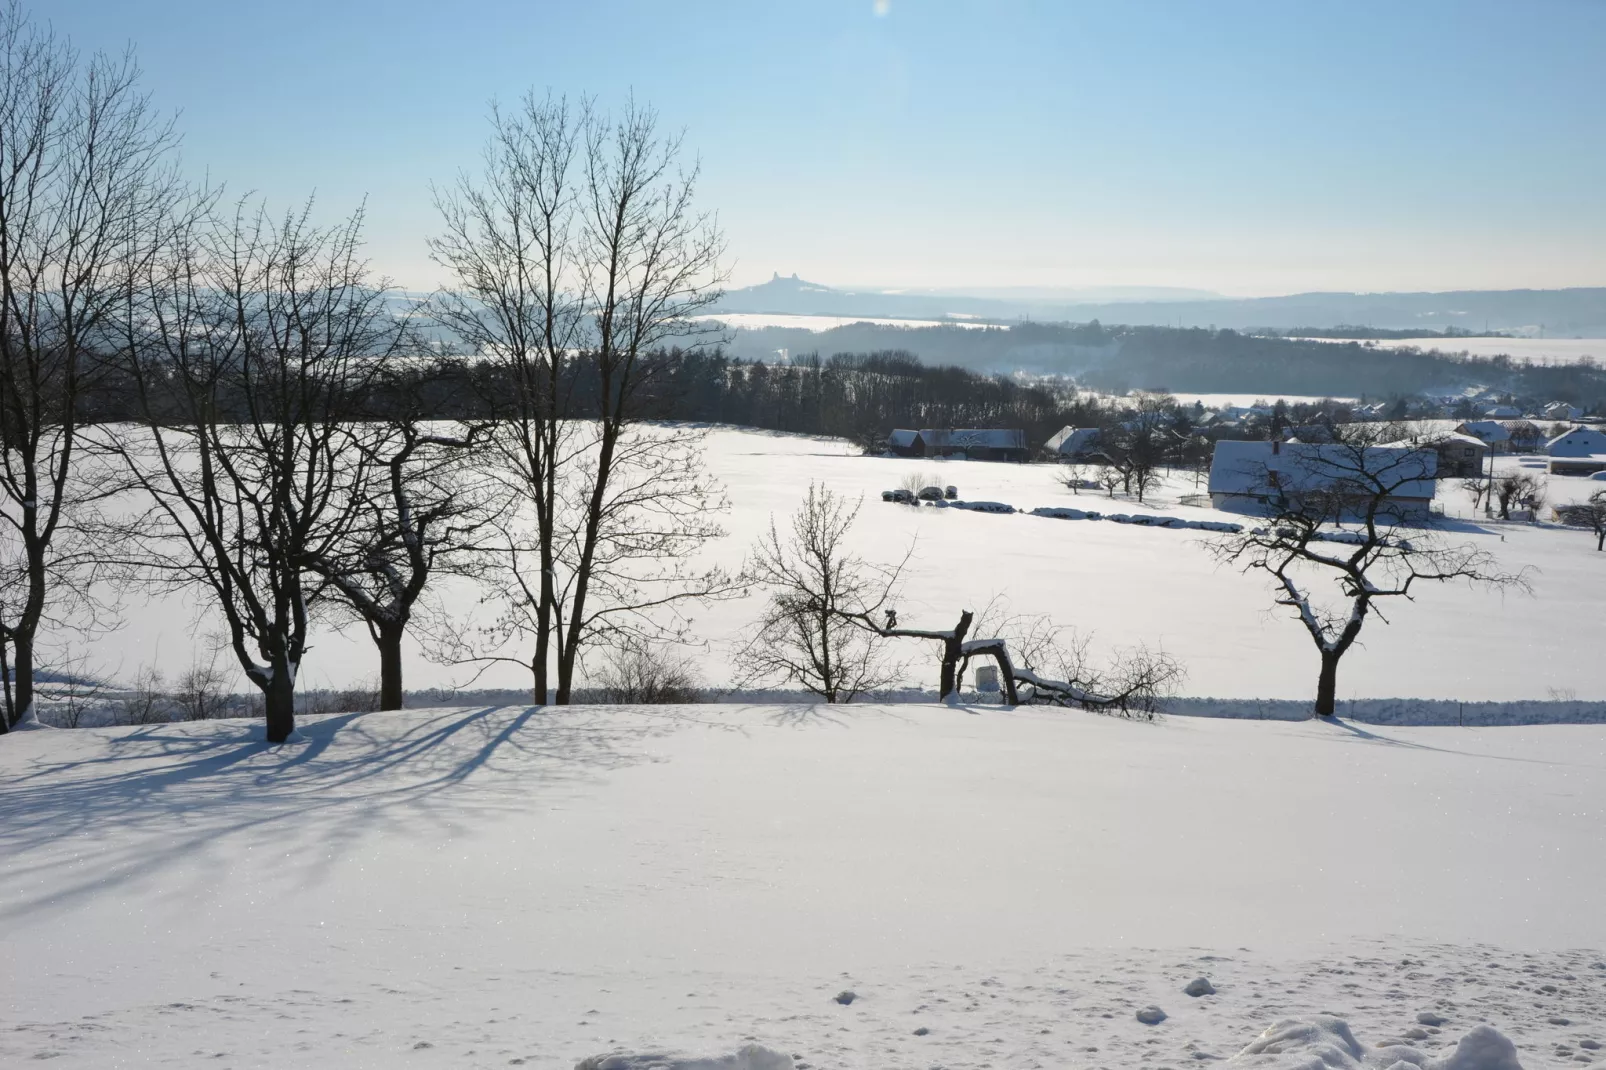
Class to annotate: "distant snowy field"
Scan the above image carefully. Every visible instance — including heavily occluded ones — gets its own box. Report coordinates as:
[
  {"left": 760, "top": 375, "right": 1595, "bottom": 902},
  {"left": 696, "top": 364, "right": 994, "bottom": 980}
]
[
  {"left": 78, "top": 427, "right": 1606, "bottom": 704},
  {"left": 694, "top": 312, "right": 999, "bottom": 331},
  {"left": 1299, "top": 336, "right": 1606, "bottom": 367},
  {"left": 3, "top": 705, "right": 1604, "bottom": 1067}
]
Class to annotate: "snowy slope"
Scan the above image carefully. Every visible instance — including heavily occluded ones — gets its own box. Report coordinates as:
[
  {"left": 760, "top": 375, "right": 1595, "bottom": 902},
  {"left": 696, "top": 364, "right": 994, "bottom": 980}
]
[{"left": 3, "top": 706, "right": 1604, "bottom": 1067}]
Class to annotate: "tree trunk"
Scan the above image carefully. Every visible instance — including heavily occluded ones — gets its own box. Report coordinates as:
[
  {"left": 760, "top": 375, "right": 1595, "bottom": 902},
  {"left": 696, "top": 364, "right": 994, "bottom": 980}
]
[
  {"left": 532, "top": 603, "right": 550, "bottom": 706},
  {"left": 1315, "top": 649, "right": 1340, "bottom": 717},
  {"left": 938, "top": 611, "right": 974, "bottom": 700},
  {"left": 264, "top": 664, "right": 296, "bottom": 743},
  {"left": 376, "top": 624, "right": 405, "bottom": 711},
  {"left": 13, "top": 633, "right": 34, "bottom": 727},
  {"left": 0, "top": 641, "right": 12, "bottom": 731}
]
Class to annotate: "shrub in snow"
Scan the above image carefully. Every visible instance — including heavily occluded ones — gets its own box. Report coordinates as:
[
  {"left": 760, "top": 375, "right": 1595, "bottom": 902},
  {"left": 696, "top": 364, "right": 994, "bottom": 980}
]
[
  {"left": 948, "top": 501, "right": 1015, "bottom": 514},
  {"left": 1185, "top": 976, "right": 1216, "bottom": 996},
  {"left": 1225, "top": 1016, "right": 1523, "bottom": 1069},
  {"left": 1031, "top": 506, "right": 1098, "bottom": 521},
  {"left": 833, "top": 990, "right": 857, "bottom": 1005},
  {"left": 575, "top": 1045, "right": 793, "bottom": 1070},
  {"left": 1136, "top": 1005, "right": 1167, "bottom": 1024},
  {"left": 944, "top": 485, "right": 957, "bottom": 499},
  {"left": 917, "top": 485, "right": 945, "bottom": 501}
]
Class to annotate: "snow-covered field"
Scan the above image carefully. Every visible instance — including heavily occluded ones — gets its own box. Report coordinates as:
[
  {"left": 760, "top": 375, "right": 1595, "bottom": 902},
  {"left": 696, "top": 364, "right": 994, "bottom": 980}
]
[
  {"left": 4, "top": 704, "right": 1604, "bottom": 1067},
  {"left": 73, "top": 428, "right": 1606, "bottom": 705},
  {"left": 1298, "top": 337, "right": 1606, "bottom": 367}
]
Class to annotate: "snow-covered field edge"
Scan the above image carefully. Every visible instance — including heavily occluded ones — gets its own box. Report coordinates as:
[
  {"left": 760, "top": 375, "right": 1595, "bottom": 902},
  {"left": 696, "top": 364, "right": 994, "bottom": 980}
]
[{"left": 21, "top": 689, "right": 1606, "bottom": 729}]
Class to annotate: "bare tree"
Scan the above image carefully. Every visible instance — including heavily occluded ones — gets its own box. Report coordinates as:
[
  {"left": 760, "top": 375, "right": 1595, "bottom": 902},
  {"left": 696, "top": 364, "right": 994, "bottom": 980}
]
[
  {"left": 551, "top": 99, "right": 730, "bottom": 703},
  {"left": 106, "top": 199, "right": 400, "bottom": 742},
  {"left": 1097, "top": 397, "right": 1171, "bottom": 503},
  {"left": 429, "top": 90, "right": 586, "bottom": 705},
  {"left": 1493, "top": 470, "right": 1544, "bottom": 520},
  {"left": 36, "top": 649, "right": 106, "bottom": 728},
  {"left": 434, "top": 95, "right": 734, "bottom": 703},
  {"left": 118, "top": 665, "right": 169, "bottom": 725},
  {"left": 592, "top": 641, "right": 701, "bottom": 703},
  {"left": 174, "top": 653, "right": 230, "bottom": 722},
  {"left": 1211, "top": 438, "right": 1528, "bottom": 716},
  {"left": 0, "top": 4, "right": 179, "bottom": 731},
  {"left": 960, "top": 601, "right": 1185, "bottom": 717},
  {"left": 1557, "top": 490, "right": 1606, "bottom": 551},
  {"left": 309, "top": 382, "right": 495, "bottom": 710},
  {"left": 736, "top": 483, "right": 906, "bottom": 701}
]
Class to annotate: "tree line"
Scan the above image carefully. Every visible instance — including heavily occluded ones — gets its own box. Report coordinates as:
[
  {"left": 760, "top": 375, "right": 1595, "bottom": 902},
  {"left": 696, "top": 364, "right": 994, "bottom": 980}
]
[{"left": 718, "top": 320, "right": 1606, "bottom": 408}]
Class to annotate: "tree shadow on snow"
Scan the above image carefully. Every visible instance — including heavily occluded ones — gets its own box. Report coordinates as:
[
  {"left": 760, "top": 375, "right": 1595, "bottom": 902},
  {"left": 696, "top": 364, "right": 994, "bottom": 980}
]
[
  {"left": 1318, "top": 716, "right": 1590, "bottom": 769},
  {"left": 0, "top": 705, "right": 689, "bottom": 921}
]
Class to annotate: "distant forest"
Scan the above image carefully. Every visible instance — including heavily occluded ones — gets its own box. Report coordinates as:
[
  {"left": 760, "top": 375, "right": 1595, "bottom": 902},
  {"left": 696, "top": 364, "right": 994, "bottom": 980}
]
[
  {"left": 718, "top": 322, "right": 1606, "bottom": 405},
  {"left": 78, "top": 327, "right": 1606, "bottom": 452}
]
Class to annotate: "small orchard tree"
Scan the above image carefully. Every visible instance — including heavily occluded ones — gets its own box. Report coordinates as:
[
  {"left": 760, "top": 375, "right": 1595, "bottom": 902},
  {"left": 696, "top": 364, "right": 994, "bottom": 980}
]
[
  {"left": 736, "top": 483, "right": 906, "bottom": 701},
  {"left": 309, "top": 376, "right": 496, "bottom": 711},
  {"left": 1557, "top": 490, "right": 1606, "bottom": 551},
  {"left": 1493, "top": 470, "right": 1545, "bottom": 520},
  {"left": 846, "top": 603, "right": 1182, "bottom": 716},
  {"left": 1211, "top": 436, "right": 1527, "bottom": 716}
]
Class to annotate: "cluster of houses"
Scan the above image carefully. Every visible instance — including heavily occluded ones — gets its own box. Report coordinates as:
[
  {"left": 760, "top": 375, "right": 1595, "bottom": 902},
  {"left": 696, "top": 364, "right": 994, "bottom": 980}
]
[{"left": 884, "top": 414, "right": 1606, "bottom": 519}]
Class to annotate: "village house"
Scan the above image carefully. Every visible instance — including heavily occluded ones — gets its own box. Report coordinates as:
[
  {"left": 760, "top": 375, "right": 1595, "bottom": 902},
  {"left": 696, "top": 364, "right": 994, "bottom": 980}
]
[
  {"left": 1042, "top": 425, "right": 1102, "bottom": 461},
  {"left": 886, "top": 429, "right": 921, "bottom": 457},
  {"left": 1546, "top": 426, "right": 1606, "bottom": 476},
  {"left": 1430, "top": 431, "right": 1491, "bottom": 478},
  {"left": 885, "top": 428, "right": 1029, "bottom": 462},
  {"left": 1207, "top": 439, "right": 1437, "bottom": 517},
  {"left": 1455, "top": 418, "right": 1542, "bottom": 453}
]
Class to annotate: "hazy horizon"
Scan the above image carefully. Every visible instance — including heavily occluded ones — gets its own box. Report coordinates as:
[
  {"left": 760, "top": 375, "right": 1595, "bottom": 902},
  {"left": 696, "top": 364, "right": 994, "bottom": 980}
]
[{"left": 47, "top": 0, "right": 1606, "bottom": 296}]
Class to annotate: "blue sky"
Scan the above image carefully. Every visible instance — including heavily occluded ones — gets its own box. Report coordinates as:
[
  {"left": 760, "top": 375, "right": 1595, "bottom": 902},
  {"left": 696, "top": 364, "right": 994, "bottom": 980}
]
[{"left": 45, "top": 1, "right": 1606, "bottom": 296}]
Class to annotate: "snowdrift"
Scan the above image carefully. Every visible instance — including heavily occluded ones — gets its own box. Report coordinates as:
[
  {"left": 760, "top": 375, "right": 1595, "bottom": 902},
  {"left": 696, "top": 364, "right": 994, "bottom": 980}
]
[
  {"left": 577, "top": 1046, "right": 794, "bottom": 1070},
  {"left": 1227, "top": 1016, "right": 1522, "bottom": 1069},
  {"left": 582, "top": 1017, "right": 1526, "bottom": 1070}
]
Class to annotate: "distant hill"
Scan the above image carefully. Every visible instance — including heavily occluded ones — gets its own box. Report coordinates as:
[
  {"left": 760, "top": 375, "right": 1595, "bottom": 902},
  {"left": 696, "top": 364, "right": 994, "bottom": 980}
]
[{"left": 714, "top": 275, "right": 1606, "bottom": 335}]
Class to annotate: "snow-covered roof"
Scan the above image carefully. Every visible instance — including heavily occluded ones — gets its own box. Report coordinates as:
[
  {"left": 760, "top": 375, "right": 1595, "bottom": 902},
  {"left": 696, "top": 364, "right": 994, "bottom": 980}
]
[
  {"left": 1457, "top": 420, "right": 1511, "bottom": 442},
  {"left": 1547, "top": 427, "right": 1606, "bottom": 458},
  {"left": 1438, "top": 431, "right": 1491, "bottom": 450},
  {"left": 1484, "top": 405, "right": 1522, "bottom": 418},
  {"left": 919, "top": 428, "right": 1027, "bottom": 452},
  {"left": 1208, "top": 440, "right": 1437, "bottom": 500},
  {"left": 1043, "top": 426, "right": 1100, "bottom": 454},
  {"left": 887, "top": 429, "right": 918, "bottom": 448}
]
